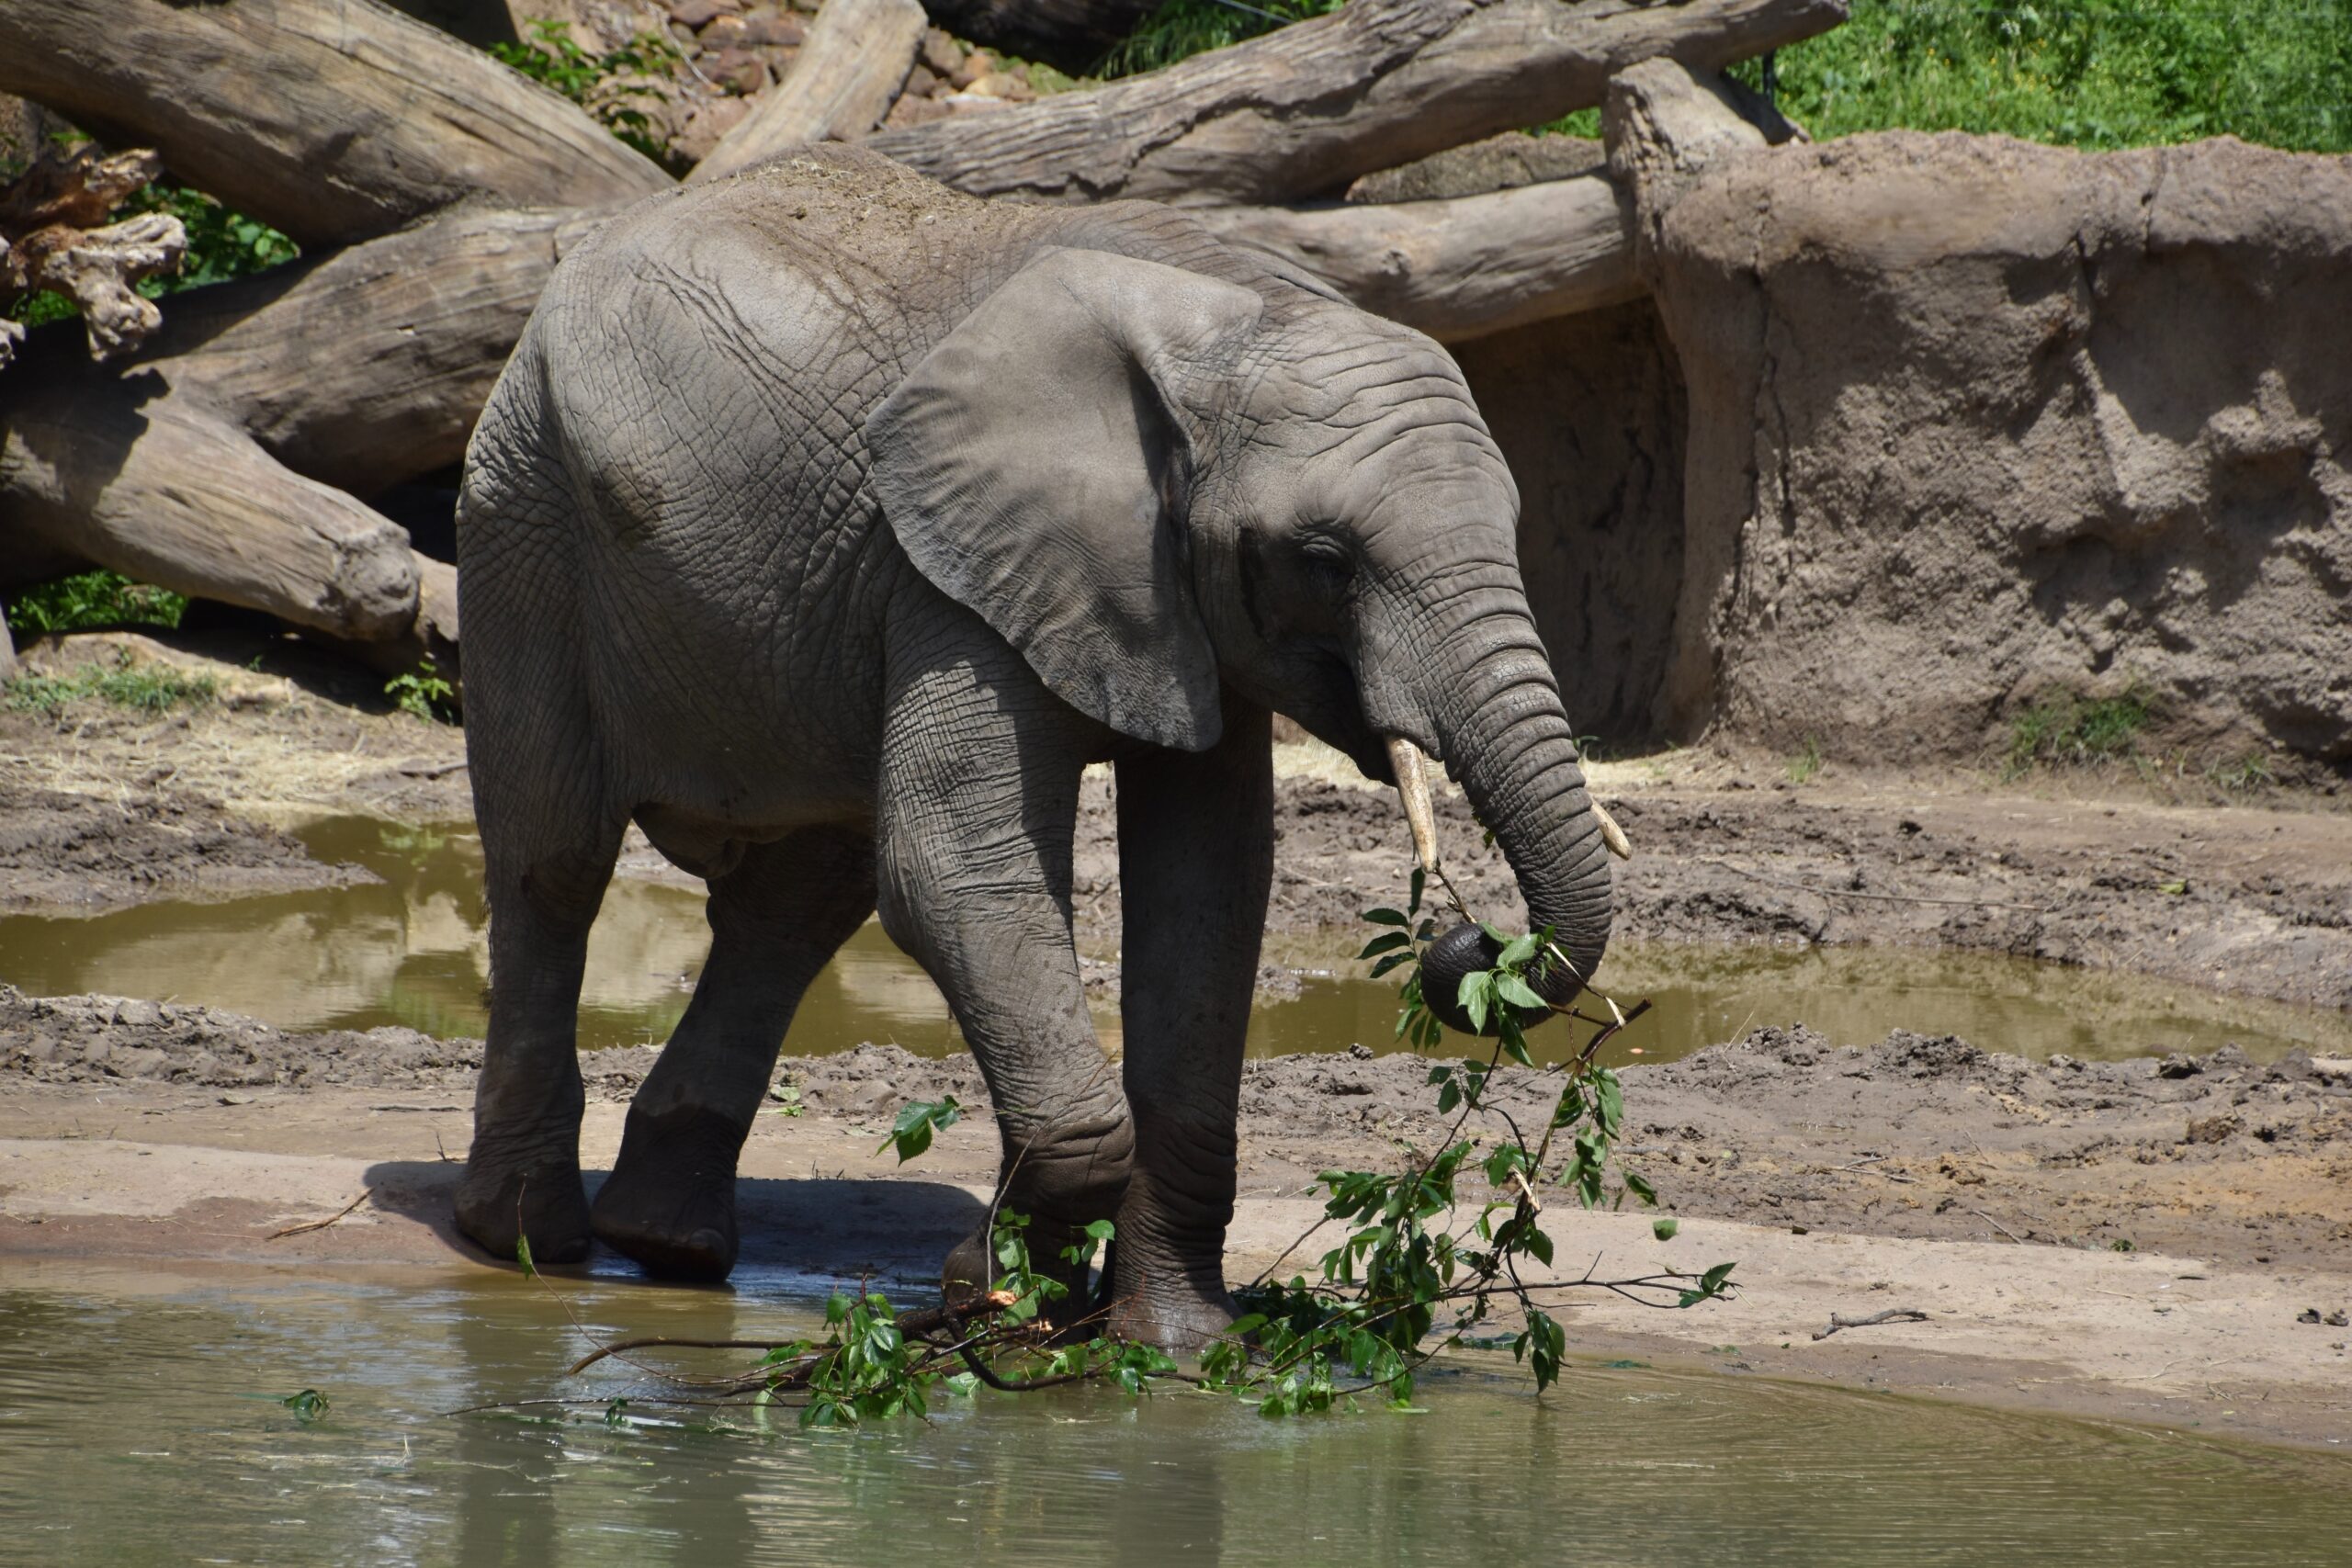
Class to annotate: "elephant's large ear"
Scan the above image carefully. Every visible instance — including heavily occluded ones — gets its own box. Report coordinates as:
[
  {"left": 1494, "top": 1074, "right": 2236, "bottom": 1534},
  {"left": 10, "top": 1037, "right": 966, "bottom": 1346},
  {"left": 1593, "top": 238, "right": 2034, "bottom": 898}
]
[{"left": 865, "top": 247, "right": 1263, "bottom": 752}]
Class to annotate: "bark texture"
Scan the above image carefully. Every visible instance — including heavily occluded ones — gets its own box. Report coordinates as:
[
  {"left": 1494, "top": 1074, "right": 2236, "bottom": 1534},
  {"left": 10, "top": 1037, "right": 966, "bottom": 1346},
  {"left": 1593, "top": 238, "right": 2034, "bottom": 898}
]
[
  {"left": 691, "top": 0, "right": 928, "bottom": 183},
  {"left": 866, "top": 0, "right": 1847, "bottom": 205},
  {"left": 1200, "top": 175, "right": 1638, "bottom": 343},
  {"left": 0, "top": 0, "right": 671, "bottom": 246}
]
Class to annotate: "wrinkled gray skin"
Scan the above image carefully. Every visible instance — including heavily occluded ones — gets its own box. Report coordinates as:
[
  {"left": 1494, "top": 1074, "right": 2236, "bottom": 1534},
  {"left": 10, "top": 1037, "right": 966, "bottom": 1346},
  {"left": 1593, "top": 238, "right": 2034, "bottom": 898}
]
[{"left": 454, "top": 147, "right": 1611, "bottom": 1349}]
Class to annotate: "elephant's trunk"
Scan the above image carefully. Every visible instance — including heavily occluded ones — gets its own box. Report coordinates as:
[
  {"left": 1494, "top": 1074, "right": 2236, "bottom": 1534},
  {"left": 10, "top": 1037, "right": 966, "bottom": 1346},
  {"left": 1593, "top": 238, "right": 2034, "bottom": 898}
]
[{"left": 1382, "top": 624, "right": 1617, "bottom": 1032}]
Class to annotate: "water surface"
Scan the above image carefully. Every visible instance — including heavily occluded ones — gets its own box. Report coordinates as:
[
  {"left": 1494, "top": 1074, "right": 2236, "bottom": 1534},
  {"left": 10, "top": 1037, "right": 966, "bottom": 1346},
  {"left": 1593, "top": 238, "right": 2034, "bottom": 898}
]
[
  {"left": 0, "top": 817, "right": 2341, "bottom": 1066},
  {"left": 4, "top": 1262, "right": 2348, "bottom": 1567}
]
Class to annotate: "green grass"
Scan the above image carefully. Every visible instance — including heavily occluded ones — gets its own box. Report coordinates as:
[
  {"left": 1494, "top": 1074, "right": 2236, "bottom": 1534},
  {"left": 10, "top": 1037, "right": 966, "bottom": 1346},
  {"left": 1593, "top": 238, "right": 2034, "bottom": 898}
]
[
  {"left": 1094, "top": 0, "right": 2352, "bottom": 154},
  {"left": 4, "top": 570, "right": 187, "bottom": 637},
  {"left": 1734, "top": 0, "right": 2352, "bottom": 153},
  {"left": 1785, "top": 736, "right": 1824, "bottom": 784},
  {"left": 2005, "top": 686, "right": 2154, "bottom": 776},
  {"left": 4, "top": 650, "right": 216, "bottom": 718}
]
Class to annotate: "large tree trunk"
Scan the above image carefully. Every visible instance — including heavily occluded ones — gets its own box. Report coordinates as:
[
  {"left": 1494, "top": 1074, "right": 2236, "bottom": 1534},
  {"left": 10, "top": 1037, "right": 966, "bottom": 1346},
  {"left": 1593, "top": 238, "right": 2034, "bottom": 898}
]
[
  {"left": 690, "top": 0, "right": 928, "bottom": 184},
  {"left": 0, "top": 0, "right": 670, "bottom": 246},
  {"left": 0, "top": 202, "right": 602, "bottom": 650},
  {"left": 867, "top": 0, "right": 1844, "bottom": 205},
  {"left": 1200, "top": 175, "right": 1639, "bottom": 343}
]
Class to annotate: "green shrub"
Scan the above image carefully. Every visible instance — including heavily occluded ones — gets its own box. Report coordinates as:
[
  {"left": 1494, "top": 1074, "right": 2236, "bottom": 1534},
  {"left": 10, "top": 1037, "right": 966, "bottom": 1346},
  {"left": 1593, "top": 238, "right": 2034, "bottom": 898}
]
[
  {"left": 4, "top": 570, "right": 187, "bottom": 637},
  {"left": 492, "top": 17, "right": 683, "bottom": 167},
  {"left": 2005, "top": 686, "right": 2153, "bottom": 775}
]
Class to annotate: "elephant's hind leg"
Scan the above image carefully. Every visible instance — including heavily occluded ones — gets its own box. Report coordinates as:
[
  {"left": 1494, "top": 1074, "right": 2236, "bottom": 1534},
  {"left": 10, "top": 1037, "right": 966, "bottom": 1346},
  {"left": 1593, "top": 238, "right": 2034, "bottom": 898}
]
[
  {"left": 456, "top": 812, "right": 627, "bottom": 1267},
  {"left": 593, "top": 827, "right": 876, "bottom": 1280}
]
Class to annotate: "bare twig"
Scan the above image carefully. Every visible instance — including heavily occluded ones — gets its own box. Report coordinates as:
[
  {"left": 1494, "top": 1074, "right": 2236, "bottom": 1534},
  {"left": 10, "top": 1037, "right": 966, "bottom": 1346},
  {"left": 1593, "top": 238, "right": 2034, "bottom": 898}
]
[
  {"left": 1813, "top": 1307, "right": 1929, "bottom": 1340},
  {"left": 266, "top": 1187, "right": 372, "bottom": 1239}
]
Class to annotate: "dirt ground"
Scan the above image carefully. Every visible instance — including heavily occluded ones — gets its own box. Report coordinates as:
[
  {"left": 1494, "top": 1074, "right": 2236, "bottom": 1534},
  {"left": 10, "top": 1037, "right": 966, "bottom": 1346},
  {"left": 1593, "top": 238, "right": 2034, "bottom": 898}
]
[{"left": 4, "top": 625, "right": 2350, "bottom": 1449}]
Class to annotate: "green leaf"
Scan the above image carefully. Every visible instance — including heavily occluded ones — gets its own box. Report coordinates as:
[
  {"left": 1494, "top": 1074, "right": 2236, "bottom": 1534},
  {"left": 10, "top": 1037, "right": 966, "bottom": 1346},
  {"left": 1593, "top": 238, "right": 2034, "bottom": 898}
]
[
  {"left": 1408, "top": 867, "right": 1426, "bottom": 916},
  {"left": 1653, "top": 1216, "right": 1679, "bottom": 1241},
  {"left": 514, "top": 1236, "right": 535, "bottom": 1278},
  {"left": 1497, "top": 931, "right": 1539, "bottom": 969},
  {"left": 1363, "top": 907, "right": 1410, "bottom": 927},
  {"left": 281, "top": 1388, "right": 329, "bottom": 1422},
  {"left": 879, "top": 1095, "right": 963, "bottom": 1163},
  {"left": 1624, "top": 1170, "right": 1658, "bottom": 1206},
  {"left": 1370, "top": 952, "right": 1413, "bottom": 977},
  {"left": 1358, "top": 931, "right": 1411, "bottom": 959},
  {"left": 1496, "top": 974, "right": 1546, "bottom": 1011}
]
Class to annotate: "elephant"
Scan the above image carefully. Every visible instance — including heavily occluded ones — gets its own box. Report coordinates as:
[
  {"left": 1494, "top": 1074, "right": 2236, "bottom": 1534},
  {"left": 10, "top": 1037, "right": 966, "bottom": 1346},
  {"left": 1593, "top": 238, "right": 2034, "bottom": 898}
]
[{"left": 451, "top": 144, "right": 1614, "bottom": 1349}]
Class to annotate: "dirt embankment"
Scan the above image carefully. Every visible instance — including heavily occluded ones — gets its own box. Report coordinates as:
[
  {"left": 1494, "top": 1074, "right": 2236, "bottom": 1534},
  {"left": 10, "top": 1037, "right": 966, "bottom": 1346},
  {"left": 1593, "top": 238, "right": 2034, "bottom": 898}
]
[
  {"left": 7, "top": 626, "right": 2348, "bottom": 1018},
  {"left": 10, "top": 983, "right": 2346, "bottom": 1276},
  {"left": 6, "top": 984, "right": 2349, "bottom": 1448}
]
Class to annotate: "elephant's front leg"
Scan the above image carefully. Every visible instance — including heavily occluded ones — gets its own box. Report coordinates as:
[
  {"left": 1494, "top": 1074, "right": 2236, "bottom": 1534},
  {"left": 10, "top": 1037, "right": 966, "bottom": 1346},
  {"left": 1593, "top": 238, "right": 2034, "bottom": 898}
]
[
  {"left": 1107, "top": 695, "right": 1274, "bottom": 1350},
  {"left": 874, "top": 618, "right": 1135, "bottom": 1314}
]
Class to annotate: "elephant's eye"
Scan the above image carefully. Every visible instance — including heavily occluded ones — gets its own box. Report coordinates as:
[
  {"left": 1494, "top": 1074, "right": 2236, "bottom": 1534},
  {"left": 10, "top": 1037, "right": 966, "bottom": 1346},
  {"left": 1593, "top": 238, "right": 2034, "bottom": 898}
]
[{"left": 1298, "top": 536, "right": 1352, "bottom": 595}]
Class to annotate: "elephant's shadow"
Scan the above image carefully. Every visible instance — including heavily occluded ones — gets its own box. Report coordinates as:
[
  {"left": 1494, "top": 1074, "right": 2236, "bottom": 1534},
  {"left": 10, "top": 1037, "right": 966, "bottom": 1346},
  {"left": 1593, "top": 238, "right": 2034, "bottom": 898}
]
[{"left": 362, "top": 1159, "right": 988, "bottom": 1286}]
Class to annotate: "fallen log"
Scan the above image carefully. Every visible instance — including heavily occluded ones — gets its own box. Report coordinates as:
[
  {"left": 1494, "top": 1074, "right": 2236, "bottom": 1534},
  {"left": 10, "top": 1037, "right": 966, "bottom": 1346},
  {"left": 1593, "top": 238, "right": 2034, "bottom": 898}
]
[
  {"left": 867, "top": 0, "right": 1846, "bottom": 206},
  {"left": 1602, "top": 52, "right": 1785, "bottom": 275},
  {"left": 2, "top": 380, "right": 421, "bottom": 642},
  {"left": 0, "top": 144, "right": 185, "bottom": 369},
  {"left": 690, "top": 0, "right": 928, "bottom": 184},
  {"left": 1200, "top": 175, "right": 1639, "bottom": 343},
  {"left": 145, "top": 203, "right": 611, "bottom": 493},
  {"left": 0, "top": 202, "right": 599, "bottom": 650},
  {"left": 0, "top": 0, "right": 671, "bottom": 246}
]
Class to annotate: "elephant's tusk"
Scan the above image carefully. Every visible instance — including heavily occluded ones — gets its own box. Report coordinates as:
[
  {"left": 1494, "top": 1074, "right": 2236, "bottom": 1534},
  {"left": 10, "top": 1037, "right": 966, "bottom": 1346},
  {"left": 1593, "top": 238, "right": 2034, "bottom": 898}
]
[
  {"left": 1385, "top": 735, "right": 1443, "bottom": 879},
  {"left": 1591, "top": 798, "right": 1634, "bottom": 861}
]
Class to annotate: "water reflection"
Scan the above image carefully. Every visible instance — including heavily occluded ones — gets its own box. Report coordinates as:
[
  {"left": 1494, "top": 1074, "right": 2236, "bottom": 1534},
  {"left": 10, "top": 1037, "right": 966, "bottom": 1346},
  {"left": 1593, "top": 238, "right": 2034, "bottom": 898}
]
[
  {"left": 0, "top": 817, "right": 2342, "bottom": 1066},
  {"left": 3, "top": 1264, "right": 2350, "bottom": 1567}
]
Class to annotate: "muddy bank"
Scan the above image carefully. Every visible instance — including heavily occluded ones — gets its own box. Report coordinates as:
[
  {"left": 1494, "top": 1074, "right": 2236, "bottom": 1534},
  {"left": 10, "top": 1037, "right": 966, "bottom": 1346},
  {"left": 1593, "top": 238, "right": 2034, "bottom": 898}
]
[
  {"left": 7, "top": 984, "right": 2350, "bottom": 1450},
  {"left": 1216, "top": 772, "right": 2352, "bottom": 1012},
  {"left": 6, "top": 626, "right": 2349, "bottom": 1017},
  {"left": 9, "top": 984, "right": 2346, "bottom": 1278},
  {"left": 0, "top": 784, "right": 378, "bottom": 913}
]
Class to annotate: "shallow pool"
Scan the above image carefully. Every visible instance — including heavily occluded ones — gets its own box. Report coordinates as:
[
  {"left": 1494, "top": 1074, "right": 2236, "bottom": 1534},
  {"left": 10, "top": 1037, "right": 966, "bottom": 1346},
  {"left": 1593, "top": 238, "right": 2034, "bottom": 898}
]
[
  {"left": 0, "top": 816, "right": 2342, "bottom": 1067},
  {"left": 3, "top": 1261, "right": 2348, "bottom": 1567}
]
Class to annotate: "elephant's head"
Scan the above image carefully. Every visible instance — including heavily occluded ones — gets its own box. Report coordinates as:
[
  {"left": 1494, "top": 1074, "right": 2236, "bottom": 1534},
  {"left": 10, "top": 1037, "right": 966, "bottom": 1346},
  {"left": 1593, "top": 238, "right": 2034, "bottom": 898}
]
[{"left": 865, "top": 245, "right": 1614, "bottom": 1021}]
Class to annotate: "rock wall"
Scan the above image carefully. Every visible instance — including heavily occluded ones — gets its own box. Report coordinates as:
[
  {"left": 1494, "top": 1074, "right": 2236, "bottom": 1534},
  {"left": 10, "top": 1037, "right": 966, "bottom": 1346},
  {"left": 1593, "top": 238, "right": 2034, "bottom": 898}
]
[
  {"left": 1457, "top": 303, "right": 1687, "bottom": 741},
  {"left": 1641, "top": 131, "right": 2352, "bottom": 767}
]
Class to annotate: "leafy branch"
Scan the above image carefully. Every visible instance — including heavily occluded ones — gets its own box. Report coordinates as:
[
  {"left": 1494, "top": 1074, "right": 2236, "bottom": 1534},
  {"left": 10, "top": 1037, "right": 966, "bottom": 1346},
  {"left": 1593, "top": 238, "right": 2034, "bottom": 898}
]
[{"left": 479, "top": 868, "right": 1734, "bottom": 1430}]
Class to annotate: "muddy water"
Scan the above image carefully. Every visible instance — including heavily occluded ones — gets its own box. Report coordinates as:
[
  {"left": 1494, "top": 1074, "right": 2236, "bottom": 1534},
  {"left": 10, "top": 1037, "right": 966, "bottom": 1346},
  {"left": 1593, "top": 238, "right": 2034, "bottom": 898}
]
[
  {"left": 2, "top": 817, "right": 2344, "bottom": 1066},
  {"left": 4, "top": 1261, "right": 2349, "bottom": 1567}
]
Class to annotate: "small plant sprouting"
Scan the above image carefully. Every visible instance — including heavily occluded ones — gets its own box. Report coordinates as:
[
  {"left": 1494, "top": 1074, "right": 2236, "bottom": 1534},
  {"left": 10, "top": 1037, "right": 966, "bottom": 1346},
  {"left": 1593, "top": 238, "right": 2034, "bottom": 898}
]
[
  {"left": 2006, "top": 686, "right": 2153, "bottom": 777},
  {"left": 4, "top": 649, "right": 215, "bottom": 717},
  {"left": 385, "top": 658, "right": 457, "bottom": 723},
  {"left": 1786, "top": 736, "right": 1824, "bottom": 784}
]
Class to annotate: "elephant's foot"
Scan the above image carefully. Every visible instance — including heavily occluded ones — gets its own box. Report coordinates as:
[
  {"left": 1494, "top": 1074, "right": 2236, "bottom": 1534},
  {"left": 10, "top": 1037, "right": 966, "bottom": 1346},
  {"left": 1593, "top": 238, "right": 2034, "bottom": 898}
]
[
  {"left": 590, "top": 1104, "right": 746, "bottom": 1282},
  {"left": 1103, "top": 1247, "right": 1242, "bottom": 1354},
  {"left": 455, "top": 1134, "right": 591, "bottom": 1268}
]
